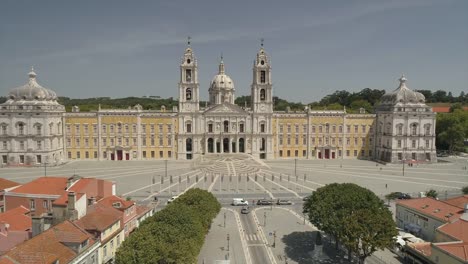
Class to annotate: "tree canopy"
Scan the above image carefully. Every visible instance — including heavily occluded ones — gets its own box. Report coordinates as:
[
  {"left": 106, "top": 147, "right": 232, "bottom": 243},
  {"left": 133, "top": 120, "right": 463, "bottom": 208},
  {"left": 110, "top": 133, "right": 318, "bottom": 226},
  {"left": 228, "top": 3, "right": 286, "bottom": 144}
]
[
  {"left": 436, "top": 109, "right": 468, "bottom": 152},
  {"left": 115, "top": 188, "right": 221, "bottom": 264},
  {"left": 303, "top": 183, "right": 397, "bottom": 264}
]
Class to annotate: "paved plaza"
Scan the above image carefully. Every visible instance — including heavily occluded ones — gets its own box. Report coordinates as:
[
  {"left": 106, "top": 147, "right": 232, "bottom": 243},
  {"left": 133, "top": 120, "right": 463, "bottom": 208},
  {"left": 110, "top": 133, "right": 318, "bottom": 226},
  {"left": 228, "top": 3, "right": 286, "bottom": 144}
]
[{"left": 1, "top": 154, "right": 467, "bottom": 263}]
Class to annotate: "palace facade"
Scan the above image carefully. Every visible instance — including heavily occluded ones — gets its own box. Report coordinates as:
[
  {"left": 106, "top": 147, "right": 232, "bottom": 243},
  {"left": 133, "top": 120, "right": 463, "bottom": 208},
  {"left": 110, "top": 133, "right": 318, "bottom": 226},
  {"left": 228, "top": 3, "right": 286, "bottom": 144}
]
[{"left": 0, "top": 42, "right": 437, "bottom": 165}]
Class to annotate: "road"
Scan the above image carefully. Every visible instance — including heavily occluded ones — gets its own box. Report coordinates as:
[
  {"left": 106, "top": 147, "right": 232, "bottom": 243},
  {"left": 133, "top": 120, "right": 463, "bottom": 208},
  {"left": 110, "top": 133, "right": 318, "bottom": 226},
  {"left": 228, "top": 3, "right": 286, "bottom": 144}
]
[{"left": 238, "top": 208, "right": 271, "bottom": 264}]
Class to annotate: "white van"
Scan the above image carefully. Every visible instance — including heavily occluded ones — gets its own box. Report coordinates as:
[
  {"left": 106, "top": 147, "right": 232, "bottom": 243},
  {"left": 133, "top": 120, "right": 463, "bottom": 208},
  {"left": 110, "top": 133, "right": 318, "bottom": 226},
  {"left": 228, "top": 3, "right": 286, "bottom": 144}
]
[{"left": 232, "top": 198, "right": 249, "bottom": 206}]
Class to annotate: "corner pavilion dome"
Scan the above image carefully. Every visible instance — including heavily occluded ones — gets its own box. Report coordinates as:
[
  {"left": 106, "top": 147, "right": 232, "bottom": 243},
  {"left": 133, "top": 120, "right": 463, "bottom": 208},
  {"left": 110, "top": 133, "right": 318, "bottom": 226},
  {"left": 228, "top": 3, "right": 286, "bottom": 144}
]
[
  {"left": 7, "top": 68, "right": 58, "bottom": 102},
  {"left": 380, "top": 75, "right": 425, "bottom": 105},
  {"left": 210, "top": 58, "right": 235, "bottom": 91}
]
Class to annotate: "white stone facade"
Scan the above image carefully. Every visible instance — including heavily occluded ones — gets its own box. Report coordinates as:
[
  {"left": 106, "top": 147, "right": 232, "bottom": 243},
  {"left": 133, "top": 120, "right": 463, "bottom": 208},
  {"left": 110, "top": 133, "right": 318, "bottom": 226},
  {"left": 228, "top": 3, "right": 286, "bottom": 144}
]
[
  {"left": 375, "top": 76, "right": 437, "bottom": 163},
  {"left": 0, "top": 69, "right": 65, "bottom": 166},
  {"left": 177, "top": 43, "right": 273, "bottom": 160}
]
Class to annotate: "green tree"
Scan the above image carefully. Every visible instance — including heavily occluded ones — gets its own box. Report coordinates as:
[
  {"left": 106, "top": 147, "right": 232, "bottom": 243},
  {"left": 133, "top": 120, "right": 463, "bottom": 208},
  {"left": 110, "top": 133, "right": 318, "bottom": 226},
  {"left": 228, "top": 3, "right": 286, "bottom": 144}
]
[
  {"left": 462, "top": 186, "right": 468, "bottom": 195},
  {"left": 350, "top": 99, "right": 372, "bottom": 113},
  {"left": 304, "top": 183, "right": 397, "bottom": 263},
  {"left": 426, "top": 189, "right": 438, "bottom": 199},
  {"left": 436, "top": 110, "right": 468, "bottom": 152}
]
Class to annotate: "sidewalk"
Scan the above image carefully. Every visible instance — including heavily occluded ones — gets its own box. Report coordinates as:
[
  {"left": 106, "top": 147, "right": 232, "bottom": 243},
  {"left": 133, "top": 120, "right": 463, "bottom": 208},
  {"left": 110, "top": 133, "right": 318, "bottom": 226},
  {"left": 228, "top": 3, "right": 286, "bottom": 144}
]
[{"left": 198, "top": 209, "right": 247, "bottom": 264}]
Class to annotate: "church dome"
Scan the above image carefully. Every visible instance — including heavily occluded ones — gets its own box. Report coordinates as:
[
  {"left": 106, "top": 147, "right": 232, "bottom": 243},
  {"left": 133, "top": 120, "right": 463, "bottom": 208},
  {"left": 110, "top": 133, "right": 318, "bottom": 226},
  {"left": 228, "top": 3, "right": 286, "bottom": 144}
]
[
  {"left": 8, "top": 68, "right": 58, "bottom": 101},
  {"left": 380, "top": 75, "right": 425, "bottom": 105},
  {"left": 210, "top": 59, "right": 235, "bottom": 91}
]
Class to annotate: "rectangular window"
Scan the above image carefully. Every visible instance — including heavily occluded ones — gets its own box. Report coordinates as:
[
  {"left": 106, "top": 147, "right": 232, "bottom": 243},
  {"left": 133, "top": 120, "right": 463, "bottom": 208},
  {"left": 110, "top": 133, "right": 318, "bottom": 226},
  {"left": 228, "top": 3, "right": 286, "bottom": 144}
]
[
  {"left": 303, "top": 125, "right": 307, "bottom": 134},
  {"left": 260, "top": 70, "right": 266, "bottom": 83},
  {"left": 132, "top": 124, "right": 137, "bottom": 133},
  {"left": 279, "top": 125, "right": 283, "bottom": 133},
  {"left": 339, "top": 125, "right": 343, "bottom": 133},
  {"left": 150, "top": 137, "right": 155, "bottom": 146},
  {"left": 168, "top": 151, "right": 172, "bottom": 158},
  {"left": 142, "top": 137, "right": 146, "bottom": 146},
  {"left": 68, "top": 152, "right": 72, "bottom": 159},
  {"left": 346, "top": 150, "right": 350, "bottom": 157},
  {"left": 312, "top": 126, "right": 316, "bottom": 133},
  {"left": 303, "top": 150, "right": 306, "bottom": 157},
  {"left": 362, "top": 125, "right": 366, "bottom": 133},
  {"left": 75, "top": 124, "right": 80, "bottom": 134},
  {"left": 85, "top": 151, "right": 89, "bottom": 159},
  {"left": 279, "top": 150, "right": 283, "bottom": 157},
  {"left": 295, "top": 150, "right": 298, "bottom": 157},
  {"left": 295, "top": 135, "right": 299, "bottom": 145},
  {"left": 125, "top": 138, "right": 129, "bottom": 146},
  {"left": 20, "top": 141, "right": 25, "bottom": 150},
  {"left": 338, "top": 150, "right": 342, "bottom": 157},
  {"left": 425, "top": 140, "right": 430, "bottom": 148},
  {"left": 30, "top": 199, "right": 35, "bottom": 210},
  {"left": 287, "top": 150, "right": 291, "bottom": 157},
  {"left": 85, "top": 138, "right": 89, "bottom": 147},
  {"left": 302, "top": 136, "right": 306, "bottom": 145},
  {"left": 77, "top": 151, "right": 80, "bottom": 159},
  {"left": 186, "top": 124, "right": 192, "bottom": 133},
  {"left": 260, "top": 124, "right": 265, "bottom": 133},
  {"left": 186, "top": 69, "right": 192, "bottom": 82},
  {"left": 37, "top": 141, "right": 42, "bottom": 150},
  {"left": 150, "top": 124, "right": 155, "bottom": 133},
  {"left": 311, "top": 137, "right": 315, "bottom": 145},
  {"left": 354, "top": 138, "right": 358, "bottom": 146},
  {"left": 208, "top": 124, "right": 213, "bottom": 133},
  {"left": 102, "top": 124, "right": 107, "bottom": 133},
  {"left": 354, "top": 125, "right": 358, "bottom": 133},
  {"left": 295, "top": 125, "right": 299, "bottom": 133},
  {"left": 287, "top": 136, "right": 291, "bottom": 145},
  {"left": 133, "top": 138, "right": 137, "bottom": 146},
  {"left": 75, "top": 138, "right": 80, "bottom": 147},
  {"left": 362, "top": 138, "right": 366, "bottom": 146},
  {"left": 167, "top": 136, "right": 172, "bottom": 146},
  {"left": 36, "top": 155, "right": 42, "bottom": 164},
  {"left": 239, "top": 123, "right": 244, "bottom": 133},
  {"left": 398, "top": 140, "right": 402, "bottom": 148},
  {"left": 110, "top": 138, "right": 114, "bottom": 146},
  {"left": 159, "top": 136, "right": 163, "bottom": 146},
  {"left": 159, "top": 151, "right": 163, "bottom": 158},
  {"left": 110, "top": 125, "right": 114, "bottom": 133},
  {"left": 102, "top": 138, "right": 106, "bottom": 146},
  {"left": 331, "top": 137, "right": 335, "bottom": 145},
  {"left": 93, "top": 138, "right": 98, "bottom": 147},
  {"left": 412, "top": 140, "right": 416, "bottom": 148},
  {"left": 319, "top": 126, "right": 322, "bottom": 133},
  {"left": 279, "top": 137, "right": 283, "bottom": 145},
  {"left": 287, "top": 125, "right": 291, "bottom": 133},
  {"left": 94, "top": 151, "right": 98, "bottom": 159},
  {"left": 151, "top": 151, "right": 155, "bottom": 158},
  {"left": 361, "top": 150, "right": 365, "bottom": 156},
  {"left": 167, "top": 124, "right": 172, "bottom": 134},
  {"left": 347, "top": 125, "right": 351, "bottom": 133},
  {"left": 84, "top": 124, "right": 89, "bottom": 134},
  {"left": 339, "top": 138, "right": 342, "bottom": 146},
  {"left": 66, "top": 125, "right": 71, "bottom": 134},
  {"left": 398, "top": 153, "right": 403, "bottom": 160},
  {"left": 319, "top": 138, "right": 322, "bottom": 145},
  {"left": 326, "top": 125, "right": 329, "bottom": 133},
  {"left": 142, "top": 151, "right": 147, "bottom": 158}
]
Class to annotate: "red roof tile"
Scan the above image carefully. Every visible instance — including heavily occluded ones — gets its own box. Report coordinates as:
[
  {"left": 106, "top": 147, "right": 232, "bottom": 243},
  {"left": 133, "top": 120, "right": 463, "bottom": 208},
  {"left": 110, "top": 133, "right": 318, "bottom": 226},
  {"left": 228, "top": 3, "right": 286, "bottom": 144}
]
[
  {"left": 136, "top": 205, "right": 152, "bottom": 217},
  {"left": 444, "top": 195, "right": 468, "bottom": 209},
  {"left": 75, "top": 204, "right": 121, "bottom": 232},
  {"left": 408, "top": 242, "right": 432, "bottom": 257},
  {"left": 0, "top": 206, "right": 31, "bottom": 231},
  {"left": 98, "top": 195, "right": 134, "bottom": 210},
  {"left": 397, "top": 197, "right": 463, "bottom": 222},
  {"left": 9, "top": 177, "right": 68, "bottom": 196},
  {"left": 438, "top": 218, "right": 468, "bottom": 242},
  {"left": 435, "top": 241, "right": 468, "bottom": 261},
  {"left": 0, "top": 220, "right": 94, "bottom": 264},
  {"left": 53, "top": 178, "right": 114, "bottom": 206},
  {"left": 0, "top": 179, "right": 19, "bottom": 191}
]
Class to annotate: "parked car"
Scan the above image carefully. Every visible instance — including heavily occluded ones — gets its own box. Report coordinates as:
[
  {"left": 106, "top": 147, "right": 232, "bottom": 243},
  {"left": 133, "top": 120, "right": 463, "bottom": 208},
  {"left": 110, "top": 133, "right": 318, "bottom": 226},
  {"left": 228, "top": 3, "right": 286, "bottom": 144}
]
[
  {"left": 241, "top": 207, "right": 250, "bottom": 214},
  {"left": 167, "top": 196, "right": 178, "bottom": 204},
  {"left": 393, "top": 192, "right": 412, "bottom": 200},
  {"left": 277, "top": 199, "right": 292, "bottom": 205},
  {"left": 257, "top": 199, "right": 273, "bottom": 205},
  {"left": 232, "top": 198, "right": 249, "bottom": 206},
  {"left": 302, "top": 195, "right": 311, "bottom": 201}
]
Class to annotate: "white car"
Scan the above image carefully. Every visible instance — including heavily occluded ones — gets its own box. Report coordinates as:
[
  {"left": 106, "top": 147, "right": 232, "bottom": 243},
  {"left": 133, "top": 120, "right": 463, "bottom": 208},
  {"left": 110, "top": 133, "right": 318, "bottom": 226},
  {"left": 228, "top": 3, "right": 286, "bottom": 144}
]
[{"left": 167, "top": 196, "right": 178, "bottom": 204}]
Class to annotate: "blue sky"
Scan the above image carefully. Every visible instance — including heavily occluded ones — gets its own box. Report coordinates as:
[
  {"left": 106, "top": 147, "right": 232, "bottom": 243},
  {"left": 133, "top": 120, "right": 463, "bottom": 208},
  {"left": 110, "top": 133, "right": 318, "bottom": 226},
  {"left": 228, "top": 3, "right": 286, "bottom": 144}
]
[{"left": 0, "top": 0, "right": 467, "bottom": 103}]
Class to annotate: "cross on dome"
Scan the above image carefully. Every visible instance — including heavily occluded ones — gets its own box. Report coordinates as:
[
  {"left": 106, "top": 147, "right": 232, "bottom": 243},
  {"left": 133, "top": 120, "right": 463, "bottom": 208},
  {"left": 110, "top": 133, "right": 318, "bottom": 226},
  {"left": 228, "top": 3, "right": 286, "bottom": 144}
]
[{"left": 219, "top": 53, "right": 225, "bottom": 74}]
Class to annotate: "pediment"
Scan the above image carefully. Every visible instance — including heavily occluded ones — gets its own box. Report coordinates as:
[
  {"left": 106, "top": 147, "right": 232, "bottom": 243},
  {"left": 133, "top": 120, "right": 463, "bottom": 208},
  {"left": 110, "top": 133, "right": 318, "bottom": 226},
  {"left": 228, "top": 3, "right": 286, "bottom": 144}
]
[{"left": 204, "top": 103, "right": 248, "bottom": 115}]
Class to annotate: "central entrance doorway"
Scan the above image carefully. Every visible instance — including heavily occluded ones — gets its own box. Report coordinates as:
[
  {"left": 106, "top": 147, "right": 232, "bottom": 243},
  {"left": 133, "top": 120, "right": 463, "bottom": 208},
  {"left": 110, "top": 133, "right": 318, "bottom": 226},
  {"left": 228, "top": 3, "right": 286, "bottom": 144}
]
[{"left": 223, "top": 138, "right": 229, "bottom": 153}]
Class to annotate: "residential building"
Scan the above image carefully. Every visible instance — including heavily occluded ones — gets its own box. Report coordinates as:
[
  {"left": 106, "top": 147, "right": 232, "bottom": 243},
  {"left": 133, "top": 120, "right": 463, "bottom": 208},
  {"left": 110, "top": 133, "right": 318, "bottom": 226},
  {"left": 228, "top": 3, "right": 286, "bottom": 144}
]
[
  {"left": 0, "top": 179, "right": 20, "bottom": 213},
  {"left": 75, "top": 204, "right": 124, "bottom": 264},
  {"left": 396, "top": 197, "right": 464, "bottom": 241},
  {"left": 0, "top": 220, "right": 99, "bottom": 264},
  {"left": 0, "top": 206, "right": 31, "bottom": 254}
]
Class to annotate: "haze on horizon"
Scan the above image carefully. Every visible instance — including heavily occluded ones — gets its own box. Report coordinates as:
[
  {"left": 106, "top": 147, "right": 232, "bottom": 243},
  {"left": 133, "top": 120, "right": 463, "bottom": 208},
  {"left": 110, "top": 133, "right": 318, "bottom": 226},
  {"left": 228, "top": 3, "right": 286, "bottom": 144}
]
[{"left": 0, "top": 0, "right": 467, "bottom": 103}]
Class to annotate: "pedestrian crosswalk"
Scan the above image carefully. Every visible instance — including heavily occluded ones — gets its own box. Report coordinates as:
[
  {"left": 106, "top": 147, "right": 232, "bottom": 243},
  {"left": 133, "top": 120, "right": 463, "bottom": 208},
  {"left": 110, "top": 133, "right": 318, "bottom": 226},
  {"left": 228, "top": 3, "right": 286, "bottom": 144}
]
[{"left": 245, "top": 233, "right": 261, "bottom": 241}]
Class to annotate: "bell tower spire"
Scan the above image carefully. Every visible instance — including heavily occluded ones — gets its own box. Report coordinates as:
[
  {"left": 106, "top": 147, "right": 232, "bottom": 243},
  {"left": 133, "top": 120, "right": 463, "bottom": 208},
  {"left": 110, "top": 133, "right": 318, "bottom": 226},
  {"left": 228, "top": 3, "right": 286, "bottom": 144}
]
[
  {"left": 251, "top": 39, "right": 273, "bottom": 113},
  {"left": 178, "top": 38, "right": 199, "bottom": 112}
]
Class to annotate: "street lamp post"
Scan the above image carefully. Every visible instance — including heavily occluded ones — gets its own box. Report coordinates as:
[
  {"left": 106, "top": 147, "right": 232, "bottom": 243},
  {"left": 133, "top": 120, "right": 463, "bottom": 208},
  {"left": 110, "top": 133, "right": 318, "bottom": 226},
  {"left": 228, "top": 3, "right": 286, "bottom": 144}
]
[
  {"left": 264, "top": 211, "right": 267, "bottom": 226},
  {"left": 294, "top": 158, "right": 297, "bottom": 177},
  {"left": 224, "top": 212, "right": 226, "bottom": 228},
  {"left": 227, "top": 233, "right": 230, "bottom": 252}
]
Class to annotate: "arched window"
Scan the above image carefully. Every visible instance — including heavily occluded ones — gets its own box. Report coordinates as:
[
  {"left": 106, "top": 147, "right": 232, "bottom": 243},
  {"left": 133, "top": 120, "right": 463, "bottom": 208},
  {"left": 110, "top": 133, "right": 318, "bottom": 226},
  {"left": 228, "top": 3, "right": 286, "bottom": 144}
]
[
  {"left": 1, "top": 124, "right": 7, "bottom": 135},
  {"left": 186, "top": 88, "right": 192, "bottom": 101},
  {"left": 397, "top": 124, "right": 403, "bottom": 136},
  {"left": 260, "top": 89, "right": 266, "bottom": 101},
  {"left": 35, "top": 124, "right": 42, "bottom": 135},
  {"left": 18, "top": 123, "right": 25, "bottom": 135},
  {"left": 424, "top": 124, "right": 431, "bottom": 136},
  {"left": 411, "top": 123, "right": 418, "bottom": 136},
  {"left": 224, "top": 120, "right": 229, "bottom": 133},
  {"left": 186, "top": 138, "right": 192, "bottom": 152},
  {"left": 49, "top": 123, "right": 54, "bottom": 134}
]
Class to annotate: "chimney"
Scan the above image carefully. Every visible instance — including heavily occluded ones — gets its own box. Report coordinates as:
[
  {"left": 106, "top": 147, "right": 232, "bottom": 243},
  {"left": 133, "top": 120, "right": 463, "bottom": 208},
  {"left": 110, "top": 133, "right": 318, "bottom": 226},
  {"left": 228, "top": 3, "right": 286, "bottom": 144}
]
[
  {"left": 88, "top": 196, "right": 96, "bottom": 205},
  {"left": 68, "top": 192, "right": 76, "bottom": 211},
  {"left": 0, "top": 223, "right": 9, "bottom": 236},
  {"left": 465, "top": 204, "right": 468, "bottom": 214},
  {"left": 32, "top": 215, "right": 44, "bottom": 237}
]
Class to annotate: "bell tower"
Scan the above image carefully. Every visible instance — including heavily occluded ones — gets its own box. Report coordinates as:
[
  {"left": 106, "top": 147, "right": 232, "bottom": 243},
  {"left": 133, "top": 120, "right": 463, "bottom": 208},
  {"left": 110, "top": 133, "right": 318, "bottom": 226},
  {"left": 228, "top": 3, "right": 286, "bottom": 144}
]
[
  {"left": 179, "top": 37, "right": 199, "bottom": 112},
  {"left": 251, "top": 39, "right": 273, "bottom": 113}
]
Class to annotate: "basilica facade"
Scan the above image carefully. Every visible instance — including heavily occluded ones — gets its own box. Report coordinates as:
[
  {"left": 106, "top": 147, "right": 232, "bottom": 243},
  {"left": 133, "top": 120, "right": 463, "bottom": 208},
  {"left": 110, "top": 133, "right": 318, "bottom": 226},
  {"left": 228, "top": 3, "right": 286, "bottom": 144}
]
[{"left": 0, "top": 42, "right": 437, "bottom": 166}]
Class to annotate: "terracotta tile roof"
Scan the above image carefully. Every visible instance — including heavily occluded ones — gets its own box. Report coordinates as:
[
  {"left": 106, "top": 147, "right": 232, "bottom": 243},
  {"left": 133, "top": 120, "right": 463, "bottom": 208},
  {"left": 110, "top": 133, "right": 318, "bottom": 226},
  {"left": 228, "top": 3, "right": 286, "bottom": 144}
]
[
  {"left": 9, "top": 177, "right": 68, "bottom": 196},
  {"left": 0, "top": 206, "right": 31, "bottom": 231},
  {"left": 0, "top": 228, "right": 30, "bottom": 255},
  {"left": 444, "top": 195, "right": 468, "bottom": 209},
  {"left": 397, "top": 197, "right": 463, "bottom": 222},
  {"left": 0, "top": 220, "right": 94, "bottom": 264},
  {"left": 136, "top": 205, "right": 152, "bottom": 217},
  {"left": 407, "top": 242, "right": 432, "bottom": 257},
  {"left": 431, "top": 106, "right": 468, "bottom": 113},
  {"left": 75, "top": 204, "right": 121, "bottom": 232},
  {"left": 53, "top": 178, "right": 113, "bottom": 206},
  {"left": 0, "top": 179, "right": 19, "bottom": 191},
  {"left": 438, "top": 218, "right": 468, "bottom": 242},
  {"left": 98, "top": 195, "right": 134, "bottom": 210},
  {"left": 435, "top": 241, "right": 468, "bottom": 261}
]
